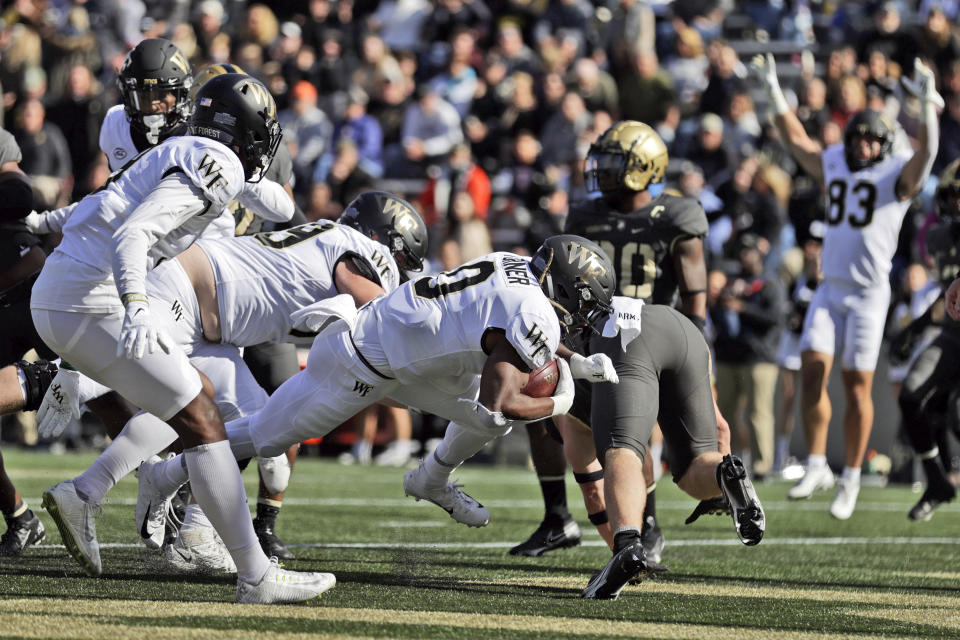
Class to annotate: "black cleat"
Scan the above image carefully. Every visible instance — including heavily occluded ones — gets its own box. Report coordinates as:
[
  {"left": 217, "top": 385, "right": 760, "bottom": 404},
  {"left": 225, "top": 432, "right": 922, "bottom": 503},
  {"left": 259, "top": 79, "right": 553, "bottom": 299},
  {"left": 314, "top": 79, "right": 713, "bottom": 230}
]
[
  {"left": 640, "top": 514, "right": 665, "bottom": 564},
  {"left": 717, "top": 454, "right": 765, "bottom": 546},
  {"left": 908, "top": 483, "right": 956, "bottom": 521},
  {"left": 0, "top": 510, "right": 46, "bottom": 556},
  {"left": 253, "top": 518, "right": 294, "bottom": 560},
  {"left": 509, "top": 517, "right": 582, "bottom": 557},
  {"left": 581, "top": 542, "right": 648, "bottom": 600}
]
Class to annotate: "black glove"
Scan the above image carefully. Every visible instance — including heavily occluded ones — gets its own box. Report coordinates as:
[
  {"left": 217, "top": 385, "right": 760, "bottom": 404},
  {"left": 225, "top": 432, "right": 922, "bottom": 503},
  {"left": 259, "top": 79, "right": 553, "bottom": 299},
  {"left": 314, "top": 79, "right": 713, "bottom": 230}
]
[{"left": 684, "top": 496, "right": 730, "bottom": 525}]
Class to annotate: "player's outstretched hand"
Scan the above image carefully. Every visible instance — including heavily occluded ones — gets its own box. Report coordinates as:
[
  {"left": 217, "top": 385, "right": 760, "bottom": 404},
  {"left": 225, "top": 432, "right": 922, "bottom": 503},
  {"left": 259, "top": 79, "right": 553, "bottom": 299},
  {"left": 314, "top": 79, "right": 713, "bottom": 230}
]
[
  {"left": 118, "top": 296, "right": 171, "bottom": 360},
  {"left": 568, "top": 352, "right": 619, "bottom": 383},
  {"left": 946, "top": 277, "right": 960, "bottom": 321},
  {"left": 902, "top": 58, "right": 944, "bottom": 109},
  {"left": 684, "top": 496, "right": 730, "bottom": 525},
  {"left": 36, "top": 367, "right": 82, "bottom": 439}
]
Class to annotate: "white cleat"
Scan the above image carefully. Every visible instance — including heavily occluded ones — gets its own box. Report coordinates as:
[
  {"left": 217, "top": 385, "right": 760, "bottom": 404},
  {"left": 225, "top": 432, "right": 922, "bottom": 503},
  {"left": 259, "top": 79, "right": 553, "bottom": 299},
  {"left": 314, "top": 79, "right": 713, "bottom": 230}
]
[
  {"left": 829, "top": 480, "right": 861, "bottom": 520},
  {"left": 235, "top": 557, "right": 336, "bottom": 604},
  {"left": 41, "top": 480, "right": 102, "bottom": 576},
  {"left": 136, "top": 455, "right": 179, "bottom": 549},
  {"left": 162, "top": 524, "right": 237, "bottom": 574},
  {"left": 403, "top": 462, "right": 490, "bottom": 527},
  {"left": 258, "top": 455, "right": 292, "bottom": 495},
  {"left": 374, "top": 440, "right": 420, "bottom": 467},
  {"left": 786, "top": 464, "right": 835, "bottom": 500}
]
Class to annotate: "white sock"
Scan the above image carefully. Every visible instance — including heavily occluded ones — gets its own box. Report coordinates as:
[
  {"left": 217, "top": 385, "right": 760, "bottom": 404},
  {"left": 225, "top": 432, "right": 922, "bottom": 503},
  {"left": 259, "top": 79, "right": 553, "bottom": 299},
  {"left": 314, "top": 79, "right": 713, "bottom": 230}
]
[
  {"left": 775, "top": 436, "right": 790, "bottom": 467},
  {"left": 841, "top": 466, "right": 861, "bottom": 485},
  {"left": 225, "top": 416, "right": 257, "bottom": 460},
  {"left": 807, "top": 454, "right": 827, "bottom": 470},
  {"left": 73, "top": 411, "right": 179, "bottom": 504},
  {"left": 182, "top": 502, "right": 212, "bottom": 531},
  {"left": 150, "top": 454, "right": 191, "bottom": 496},
  {"left": 649, "top": 443, "right": 663, "bottom": 481},
  {"left": 184, "top": 440, "right": 269, "bottom": 583},
  {"left": 432, "top": 421, "right": 493, "bottom": 482}
]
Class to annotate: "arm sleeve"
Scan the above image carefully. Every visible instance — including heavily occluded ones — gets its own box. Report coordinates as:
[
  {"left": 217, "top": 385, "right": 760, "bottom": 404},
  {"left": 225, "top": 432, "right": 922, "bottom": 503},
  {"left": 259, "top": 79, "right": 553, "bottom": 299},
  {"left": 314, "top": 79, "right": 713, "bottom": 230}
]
[
  {"left": 237, "top": 179, "right": 295, "bottom": 223},
  {"left": 111, "top": 173, "right": 209, "bottom": 298},
  {"left": 36, "top": 202, "right": 79, "bottom": 234}
]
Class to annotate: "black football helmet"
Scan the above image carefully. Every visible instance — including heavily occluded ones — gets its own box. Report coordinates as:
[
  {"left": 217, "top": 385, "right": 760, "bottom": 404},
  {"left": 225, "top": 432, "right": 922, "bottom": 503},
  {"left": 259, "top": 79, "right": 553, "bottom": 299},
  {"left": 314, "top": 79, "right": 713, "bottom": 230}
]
[
  {"left": 117, "top": 38, "right": 193, "bottom": 144},
  {"left": 188, "top": 63, "right": 247, "bottom": 105},
  {"left": 843, "top": 109, "right": 894, "bottom": 171},
  {"left": 339, "top": 191, "right": 428, "bottom": 272},
  {"left": 936, "top": 159, "right": 960, "bottom": 218},
  {"left": 529, "top": 235, "right": 616, "bottom": 333},
  {"left": 188, "top": 73, "right": 282, "bottom": 182}
]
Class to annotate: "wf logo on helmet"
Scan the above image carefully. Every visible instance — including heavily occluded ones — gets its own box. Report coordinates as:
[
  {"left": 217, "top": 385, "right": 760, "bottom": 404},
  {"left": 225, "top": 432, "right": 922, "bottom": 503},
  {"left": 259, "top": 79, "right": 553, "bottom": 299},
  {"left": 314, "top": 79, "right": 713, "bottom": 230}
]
[{"left": 567, "top": 242, "right": 608, "bottom": 279}]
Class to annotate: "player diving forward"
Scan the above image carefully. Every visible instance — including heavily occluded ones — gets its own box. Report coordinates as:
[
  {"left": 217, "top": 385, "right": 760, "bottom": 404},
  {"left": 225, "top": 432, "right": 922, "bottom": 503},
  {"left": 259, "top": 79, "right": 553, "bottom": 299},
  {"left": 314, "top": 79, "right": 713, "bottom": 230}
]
[
  {"left": 29, "top": 73, "right": 335, "bottom": 604},
  {"left": 137, "top": 236, "right": 621, "bottom": 533},
  {"left": 756, "top": 54, "right": 940, "bottom": 519},
  {"left": 37, "top": 192, "right": 419, "bottom": 575},
  {"left": 512, "top": 120, "right": 710, "bottom": 563}
]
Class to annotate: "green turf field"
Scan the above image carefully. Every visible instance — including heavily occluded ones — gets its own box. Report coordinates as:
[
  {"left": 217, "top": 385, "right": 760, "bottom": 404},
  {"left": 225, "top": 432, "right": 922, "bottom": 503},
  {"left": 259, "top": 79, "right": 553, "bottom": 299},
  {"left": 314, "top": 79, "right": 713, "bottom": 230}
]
[{"left": 1, "top": 449, "right": 958, "bottom": 639}]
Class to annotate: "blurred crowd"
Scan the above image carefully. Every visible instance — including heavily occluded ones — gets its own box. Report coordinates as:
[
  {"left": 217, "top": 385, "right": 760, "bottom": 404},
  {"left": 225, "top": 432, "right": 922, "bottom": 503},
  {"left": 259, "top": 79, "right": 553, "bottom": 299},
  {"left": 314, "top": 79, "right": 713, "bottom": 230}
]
[{"left": 2, "top": 0, "right": 960, "bottom": 472}]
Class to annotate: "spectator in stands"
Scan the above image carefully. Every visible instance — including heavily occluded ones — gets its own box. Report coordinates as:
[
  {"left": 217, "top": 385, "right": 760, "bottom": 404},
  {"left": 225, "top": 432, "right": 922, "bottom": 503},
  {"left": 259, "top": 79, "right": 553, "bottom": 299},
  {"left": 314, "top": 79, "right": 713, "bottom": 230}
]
[
  {"left": 700, "top": 40, "right": 744, "bottom": 117},
  {"left": 368, "top": 0, "right": 431, "bottom": 53},
  {"left": 193, "top": 0, "right": 226, "bottom": 62},
  {"left": 315, "top": 30, "right": 357, "bottom": 102},
  {"left": 326, "top": 138, "right": 374, "bottom": 209},
  {"left": 45, "top": 64, "right": 106, "bottom": 201},
  {"left": 353, "top": 33, "right": 403, "bottom": 99},
  {"left": 324, "top": 86, "right": 383, "bottom": 179},
  {"left": 303, "top": 0, "right": 359, "bottom": 57},
  {"left": 569, "top": 58, "right": 618, "bottom": 118},
  {"left": 935, "top": 91, "right": 960, "bottom": 174},
  {"left": 495, "top": 19, "right": 541, "bottom": 76},
  {"left": 429, "top": 28, "right": 479, "bottom": 119},
  {"left": 279, "top": 80, "right": 333, "bottom": 194},
  {"left": 607, "top": 0, "right": 655, "bottom": 78},
  {"left": 397, "top": 83, "right": 463, "bottom": 177},
  {"left": 723, "top": 86, "right": 761, "bottom": 156},
  {"left": 421, "top": 0, "right": 493, "bottom": 44},
  {"left": 540, "top": 91, "right": 591, "bottom": 172},
  {"left": 11, "top": 98, "right": 71, "bottom": 209},
  {"left": 664, "top": 26, "right": 709, "bottom": 116},
  {"left": 712, "top": 232, "right": 786, "bottom": 479},
  {"left": 419, "top": 142, "right": 491, "bottom": 227},
  {"left": 797, "top": 77, "right": 831, "bottom": 143},
  {"left": 499, "top": 71, "right": 541, "bottom": 140},
  {"left": 304, "top": 182, "right": 339, "bottom": 222},
  {"left": 679, "top": 112, "right": 737, "bottom": 186},
  {"left": 831, "top": 74, "right": 867, "bottom": 129},
  {"left": 497, "top": 130, "right": 550, "bottom": 214},
  {"left": 239, "top": 4, "right": 281, "bottom": 63},
  {"left": 439, "top": 190, "right": 493, "bottom": 269},
  {"left": 915, "top": 5, "right": 960, "bottom": 81},
  {"left": 618, "top": 49, "right": 675, "bottom": 128},
  {"left": 856, "top": 1, "right": 916, "bottom": 72}
]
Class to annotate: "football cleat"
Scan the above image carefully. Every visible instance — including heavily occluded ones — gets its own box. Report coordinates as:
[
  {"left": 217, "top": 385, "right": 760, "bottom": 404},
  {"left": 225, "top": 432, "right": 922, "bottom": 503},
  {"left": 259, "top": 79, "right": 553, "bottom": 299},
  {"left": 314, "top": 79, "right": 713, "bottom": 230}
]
[
  {"left": 403, "top": 462, "right": 490, "bottom": 527},
  {"left": 717, "top": 455, "right": 765, "bottom": 545},
  {"left": 829, "top": 479, "right": 860, "bottom": 520},
  {"left": 640, "top": 514, "right": 665, "bottom": 565},
  {"left": 581, "top": 541, "right": 648, "bottom": 600},
  {"left": 136, "top": 455, "right": 179, "bottom": 550},
  {"left": 253, "top": 517, "right": 294, "bottom": 560},
  {"left": 0, "top": 510, "right": 45, "bottom": 556},
  {"left": 162, "top": 524, "right": 236, "bottom": 574},
  {"left": 908, "top": 483, "right": 956, "bottom": 521},
  {"left": 509, "top": 516, "right": 581, "bottom": 557},
  {"left": 374, "top": 440, "right": 420, "bottom": 467},
  {"left": 41, "top": 480, "right": 102, "bottom": 576},
  {"left": 787, "top": 464, "right": 835, "bottom": 500},
  {"left": 235, "top": 556, "right": 336, "bottom": 604}
]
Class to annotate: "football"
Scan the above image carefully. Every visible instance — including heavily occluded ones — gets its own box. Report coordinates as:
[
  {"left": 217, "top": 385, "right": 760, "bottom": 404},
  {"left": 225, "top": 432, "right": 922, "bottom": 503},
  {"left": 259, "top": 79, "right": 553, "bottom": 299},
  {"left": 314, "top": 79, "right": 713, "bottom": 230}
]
[{"left": 522, "top": 359, "right": 559, "bottom": 398}]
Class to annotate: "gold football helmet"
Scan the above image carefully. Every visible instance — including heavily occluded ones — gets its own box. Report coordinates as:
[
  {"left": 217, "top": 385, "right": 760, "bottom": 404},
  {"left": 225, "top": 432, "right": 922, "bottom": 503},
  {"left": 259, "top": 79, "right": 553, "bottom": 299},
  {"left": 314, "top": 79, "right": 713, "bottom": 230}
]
[
  {"left": 936, "top": 159, "right": 960, "bottom": 218},
  {"left": 188, "top": 63, "right": 247, "bottom": 105},
  {"left": 584, "top": 120, "right": 668, "bottom": 194}
]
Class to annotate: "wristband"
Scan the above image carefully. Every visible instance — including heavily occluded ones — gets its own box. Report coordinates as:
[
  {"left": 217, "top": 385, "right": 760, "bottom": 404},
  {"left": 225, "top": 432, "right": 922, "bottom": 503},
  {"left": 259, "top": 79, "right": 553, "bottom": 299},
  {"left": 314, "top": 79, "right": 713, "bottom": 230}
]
[{"left": 121, "top": 292, "right": 149, "bottom": 306}]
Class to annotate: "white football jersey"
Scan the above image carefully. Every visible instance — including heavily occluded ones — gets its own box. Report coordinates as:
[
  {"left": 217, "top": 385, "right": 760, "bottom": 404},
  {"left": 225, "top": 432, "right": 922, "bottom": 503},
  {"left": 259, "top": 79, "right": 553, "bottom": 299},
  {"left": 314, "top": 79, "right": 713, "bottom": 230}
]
[
  {"left": 820, "top": 144, "right": 910, "bottom": 288},
  {"left": 364, "top": 252, "right": 561, "bottom": 383},
  {"left": 99, "top": 105, "right": 140, "bottom": 172},
  {"left": 32, "top": 136, "right": 245, "bottom": 312},
  {"left": 198, "top": 221, "right": 400, "bottom": 346}
]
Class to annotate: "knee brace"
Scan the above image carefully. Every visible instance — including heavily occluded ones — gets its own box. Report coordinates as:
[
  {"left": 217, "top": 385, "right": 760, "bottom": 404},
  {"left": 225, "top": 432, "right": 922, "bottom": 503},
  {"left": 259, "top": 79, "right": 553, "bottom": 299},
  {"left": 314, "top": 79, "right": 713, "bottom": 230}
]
[{"left": 17, "top": 359, "right": 58, "bottom": 411}]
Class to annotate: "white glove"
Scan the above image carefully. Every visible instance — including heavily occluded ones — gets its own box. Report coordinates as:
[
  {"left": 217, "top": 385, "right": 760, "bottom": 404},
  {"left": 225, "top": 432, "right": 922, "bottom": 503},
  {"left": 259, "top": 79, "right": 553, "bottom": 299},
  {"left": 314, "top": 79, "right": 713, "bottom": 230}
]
[
  {"left": 23, "top": 210, "right": 45, "bottom": 234},
  {"left": 549, "top": 358, "right": 575, "bottom": 418},
  {"left": 902, "top": 58, "right": 945, "bottom": 110},
  {"left": 751, "top": 53, "right": 789, "bottom": 115},
  {"left": 568, "top": 352, "right": 620, "bottom": 383},
  {"left": 117, "top": 296, "right": 171, "bottom": 359},
  {"left": 36, "top": 367, "right": 82, "bottom": 439}
]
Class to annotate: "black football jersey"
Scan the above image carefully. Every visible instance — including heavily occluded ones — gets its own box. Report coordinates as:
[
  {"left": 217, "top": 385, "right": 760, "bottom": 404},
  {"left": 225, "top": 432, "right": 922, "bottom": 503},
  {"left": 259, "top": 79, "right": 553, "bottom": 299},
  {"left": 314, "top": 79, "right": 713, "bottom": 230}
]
[
  {"left": 925, "top": 220, "right": 960, "bottom": 334},
  {"left": 565, "top": 193, "right": 708, "bottom": 305}
]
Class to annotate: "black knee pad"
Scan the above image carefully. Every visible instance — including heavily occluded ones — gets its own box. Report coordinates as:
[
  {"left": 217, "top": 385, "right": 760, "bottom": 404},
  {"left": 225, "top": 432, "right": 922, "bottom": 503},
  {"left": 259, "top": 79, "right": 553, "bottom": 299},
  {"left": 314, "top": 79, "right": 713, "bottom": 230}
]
[
  {"left": 17, "top": 359, "right": 58, "bottom": 411},
  {"left": 237, "top": 457, "right": 252, "bottom": 472}
]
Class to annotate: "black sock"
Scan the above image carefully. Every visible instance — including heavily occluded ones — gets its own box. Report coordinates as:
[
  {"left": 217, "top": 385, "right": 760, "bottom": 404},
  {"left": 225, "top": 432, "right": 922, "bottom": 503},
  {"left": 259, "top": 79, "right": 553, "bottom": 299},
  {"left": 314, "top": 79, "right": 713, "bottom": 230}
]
[
  {"left": 643, "top": 486, "right": 657, "bottom": 524},
  {"left": 255, "top": 503, "right": 280, "bottom": 525},
  {"left": 539, "top": 478, "right": 569, "bottom": 523},
  {"left": 1, "top": 499, "right": 25, "bottom": 523},
  {"left": 613, "top": 529, "right": 641, "bottom": 553},
  {"left": 922, "top": 457, "right": 952, "bottom": 492}
]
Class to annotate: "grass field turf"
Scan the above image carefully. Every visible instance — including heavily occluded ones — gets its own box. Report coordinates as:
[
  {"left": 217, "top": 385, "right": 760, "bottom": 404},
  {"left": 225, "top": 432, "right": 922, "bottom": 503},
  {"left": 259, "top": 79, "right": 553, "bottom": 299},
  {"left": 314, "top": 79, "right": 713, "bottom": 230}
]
[{"left": 1, "top": 449, "right": 958, "bottom": 639}]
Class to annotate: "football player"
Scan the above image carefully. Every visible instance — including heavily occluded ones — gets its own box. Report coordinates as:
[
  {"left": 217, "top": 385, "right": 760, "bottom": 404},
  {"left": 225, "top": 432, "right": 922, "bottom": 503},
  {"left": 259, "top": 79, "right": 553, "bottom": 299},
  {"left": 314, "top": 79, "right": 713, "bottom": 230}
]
[
  {"left": 898, "top": 159, "right": 960, "bottom": 520},
  {"left": 756, "top": 54, "right": 940, "bottom": 519},
  {"left": 580, "top": 298, "right": 764, "bottom": 600},
  {"left": 30, "top": 73, "right": 334, "bottom": 604},
  {"left": 138, "top": 235, "right": 619, "bottom": 530},
  {"left": 32, "top": 192, "right": 417, "bottom": 574},
  {"left": 512, "top": 121, "right": 709, "bottom": 564}
]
